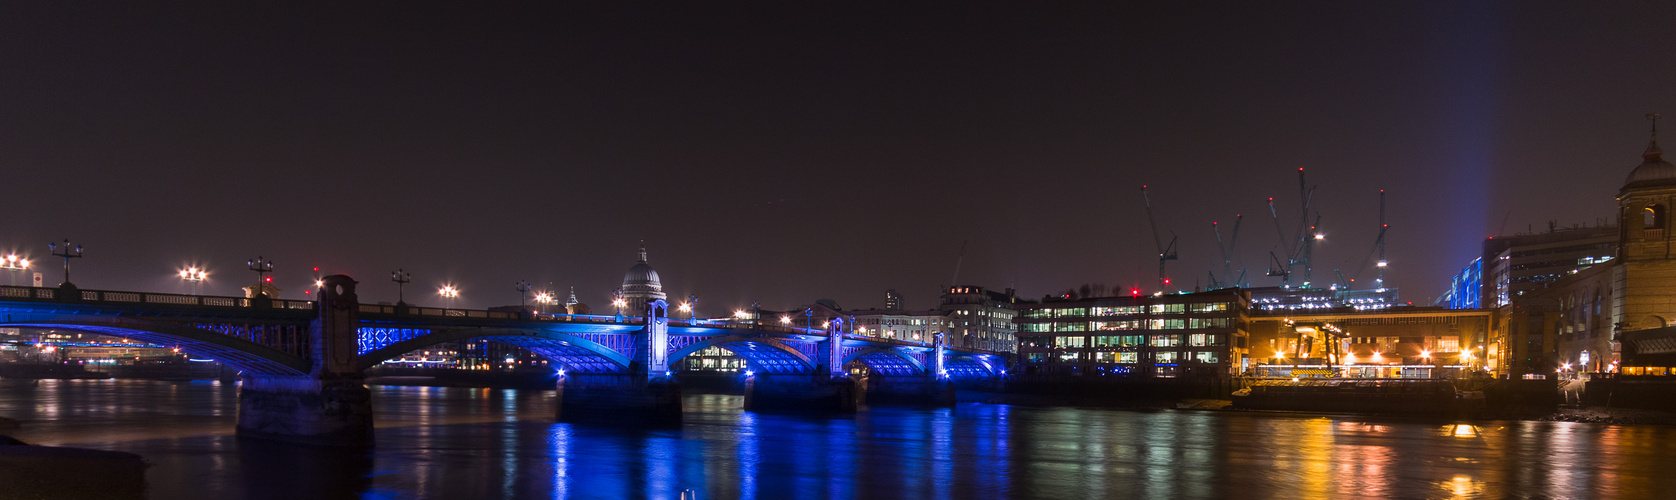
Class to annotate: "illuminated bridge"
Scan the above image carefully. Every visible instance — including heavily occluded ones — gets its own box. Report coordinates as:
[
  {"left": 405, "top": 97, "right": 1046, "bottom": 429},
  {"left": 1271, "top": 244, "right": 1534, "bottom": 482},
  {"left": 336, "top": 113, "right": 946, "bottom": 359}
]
[{"left": 0, "top": 276, "right": 1005, "bottom": 444}]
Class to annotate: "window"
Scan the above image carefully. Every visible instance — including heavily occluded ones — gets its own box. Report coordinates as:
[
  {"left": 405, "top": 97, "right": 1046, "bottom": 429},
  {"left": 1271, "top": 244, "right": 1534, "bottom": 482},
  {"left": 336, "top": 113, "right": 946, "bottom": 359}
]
[
  {"left": 1189, "top": 302, "right": 1230, "bottom": 313},
  {"left": 1093, "top": 335, "right": 1145, "bottom": 347},
  {"left": 1056, "top": 351, "right": 1080, "bottom": 362},
  {"left": 1022, "top": 323, "right": 1052, "bottom": 333},
  {"left": 1025, "top": 352, "right": 1046, "bottom": 362},
  {"left": 1156, "top": 351, "right": 1179, "bottom": 362},
  {"left": 1189, "top": 318, "right": 1231, "bottom": 329},
  {"left": 1437, "top": 339, "right": 1460, "bottom": 352},
  {"left": 1647, "top": 204, "right": 1666, "bottom": 229},
  {"left": 1056, "top": 336, "right": 1087, "bottom": 348},
  {"left": 1151, "top": 334, "right": 1180, "bottom": 347},
  {"left": 1093, "top": 352, "right": 1118, "bottom": 363},
  {"left": 1147, "top": 318, "right": 1186, "bottom": 329},
  {"left": 1149, "top": 304, "right": 1186, "bottom": 314},
  {"left": 1194, "top": 351, "right": 1219, "bottom": 363},
  {"left": 1189, "top": 333, "right": 1209, "bottom": 346},
  {"left": 1091, "top": 306, "right": 1143, "bottom": 316},
  {"left": 1095, "top": 320, "right": 1141, "bottom": 330},
  {"left": 1057, "top": 323, "right": 1087, "bottom": 332},
  {"left": 1118, "top": 352, "right": 1138, "bottom": 363},
  {"left": 1053, "top": 308, "right": 1088, "bottom": 318}
]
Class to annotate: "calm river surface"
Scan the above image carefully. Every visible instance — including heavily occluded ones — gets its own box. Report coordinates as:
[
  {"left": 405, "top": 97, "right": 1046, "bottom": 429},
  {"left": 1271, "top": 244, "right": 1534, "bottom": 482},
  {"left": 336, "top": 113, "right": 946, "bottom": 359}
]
[{"left": 3, "top": 379, "right": 1674, "bottom": 499}]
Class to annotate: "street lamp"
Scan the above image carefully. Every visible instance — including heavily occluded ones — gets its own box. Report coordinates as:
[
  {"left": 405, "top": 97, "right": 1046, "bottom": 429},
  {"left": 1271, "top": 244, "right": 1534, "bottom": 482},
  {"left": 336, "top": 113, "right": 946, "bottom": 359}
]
[
  {"left": 246, "top": 256, "right": 274, "bottom": 297},
  {"left": 515, "top": 280, "right": 532, "bottom": 307},
  {"left": 678, "top": 301, "right": 693, "bottom": 320},
  {"left": 686, "top": 293, "right": 698, "bottom": 321},
  {"left": 178, "top": 266, "right": 207, "bottom": 295},
  {"left": 750, "top": 300, "right": 760, "bottom": 327},
  {"left": 391, "top": 269, "right": 412, "bottom": 305},
  {"left": 611, "top": 288, "right": 626, "bottom": 318},
  {"left": 2, "top": 254, "right": 29, "bottom": 287},
  {"left": 439, "top": 284, "right": 459, "bottom": 309},
  {"left": 534, "top": 291, "right": 555, "bottom": 314},
  {"left": 804, "top": 307, "right": 814, "bottom": 333},
  {"left": 48, "top": 239, "right": 83, "bottom": 287}
]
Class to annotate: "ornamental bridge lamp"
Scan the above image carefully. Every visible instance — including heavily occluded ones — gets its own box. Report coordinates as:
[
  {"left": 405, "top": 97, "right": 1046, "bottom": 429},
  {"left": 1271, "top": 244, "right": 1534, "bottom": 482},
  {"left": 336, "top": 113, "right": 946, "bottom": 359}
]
[{"left": 49, "top": 239, "right": 83, "bottom": 288}]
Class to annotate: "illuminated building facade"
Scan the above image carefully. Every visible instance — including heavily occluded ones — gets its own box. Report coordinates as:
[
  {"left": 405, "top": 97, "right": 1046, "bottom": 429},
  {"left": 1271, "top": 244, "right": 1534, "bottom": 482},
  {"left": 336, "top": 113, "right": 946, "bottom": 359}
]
[
  {"left": 849, "top": 308, "right": 950, "bottom": 342},
  {"left": 1013, "top": 288, "right": 1249, "bottom": 378},
  {"left": 1248, "top": 308, "right": 1495, "bottom": 376},
  {"left": 939, "top": 286, "right": 1019, "bottom": 351}
]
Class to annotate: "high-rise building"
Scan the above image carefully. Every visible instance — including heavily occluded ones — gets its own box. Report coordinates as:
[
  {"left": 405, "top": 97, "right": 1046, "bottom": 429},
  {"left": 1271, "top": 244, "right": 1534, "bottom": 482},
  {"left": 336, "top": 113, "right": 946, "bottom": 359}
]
[{"left": 884, "top": 289, "right": 903, "bottom": 312}]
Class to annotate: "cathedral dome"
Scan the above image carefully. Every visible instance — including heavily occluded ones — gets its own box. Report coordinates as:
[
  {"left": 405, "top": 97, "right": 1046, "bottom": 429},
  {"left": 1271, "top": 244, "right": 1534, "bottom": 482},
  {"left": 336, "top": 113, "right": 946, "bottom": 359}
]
[
  {"left": 623, "top": 247, "right": 662, "bottom": 288},
  {"left": 619, "top": 245, "right": 667, "bottom": 314}
]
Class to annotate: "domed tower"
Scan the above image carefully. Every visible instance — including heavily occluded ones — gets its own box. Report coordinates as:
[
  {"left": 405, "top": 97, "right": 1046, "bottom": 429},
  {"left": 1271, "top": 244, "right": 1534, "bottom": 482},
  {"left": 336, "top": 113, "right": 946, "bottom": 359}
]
[
  {"left": 1614, "top": 114, "right": 1676, "bottom": 332},
  {"left": 621, "top": 244, "right": 667, "bottom": 315}
]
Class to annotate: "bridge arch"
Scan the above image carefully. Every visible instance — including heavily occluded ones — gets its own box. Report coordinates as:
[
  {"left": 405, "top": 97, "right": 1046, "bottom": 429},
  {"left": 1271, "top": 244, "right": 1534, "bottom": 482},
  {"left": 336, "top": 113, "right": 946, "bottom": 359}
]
[
  {"left": 841, "top": 347, "right": 926, "bottom": 376},
  {"left": 0, "top": 319, "right": 310, "bottom": 376},
  {"left": 668, "top": 335, "right": 814, "bottom": 374},
  {"left": 943, "top": 353, "right": 1002, "bottom": 379},
  {"left": 356, "top": 327, "right": 632, "bottom": 373}
]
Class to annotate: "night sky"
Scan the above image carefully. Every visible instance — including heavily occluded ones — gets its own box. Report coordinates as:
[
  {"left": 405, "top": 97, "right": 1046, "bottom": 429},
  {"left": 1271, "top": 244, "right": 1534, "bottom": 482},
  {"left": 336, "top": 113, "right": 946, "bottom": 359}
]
[{"left": 4, "top": 2, "right": 1675, "bottom": 312}]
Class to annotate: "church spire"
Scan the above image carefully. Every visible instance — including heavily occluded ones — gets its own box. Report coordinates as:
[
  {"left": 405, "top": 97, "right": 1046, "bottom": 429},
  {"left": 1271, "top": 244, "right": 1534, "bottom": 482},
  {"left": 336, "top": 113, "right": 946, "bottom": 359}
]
[
  {"left": 1647, "top": 113, "right": 1663, "bottom": 162},
  {"left": 564, "top": 286, "right": 578, "bottom": 307},
  {"left": 638, "top": 240, "right": 648, "bottom": 263}
]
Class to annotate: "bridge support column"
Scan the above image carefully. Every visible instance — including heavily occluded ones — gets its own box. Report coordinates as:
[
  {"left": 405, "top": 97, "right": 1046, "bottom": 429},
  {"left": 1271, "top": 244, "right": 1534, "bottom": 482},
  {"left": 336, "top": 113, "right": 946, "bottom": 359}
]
[
  {"left": 237, "top": 275, "right": 372, "bottom": 446},
  {"left": 556, "top": 374, "right": 681, "bottom": 426},
  {"left": 745, "top": 318, "right": 857, "bottom": 413},
  {"left": 556, "top": 299, "right": 680, "bottom": 426}
]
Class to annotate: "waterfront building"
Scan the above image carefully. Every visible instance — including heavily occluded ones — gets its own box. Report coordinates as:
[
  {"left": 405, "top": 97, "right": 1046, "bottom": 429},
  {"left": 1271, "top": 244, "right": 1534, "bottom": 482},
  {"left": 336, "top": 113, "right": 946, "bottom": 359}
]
[
  {"left": 1247, "top": 286, "right": 1401, "bottom": 312},
  {"left": 1013, "top": 288, "right": 1249, "bottom": 378},
  {"left": 940, "top": 286, "right": 1019, "bottom": 351},
  {"left": 848, "top": 308, "right": 950, "bottom": 342},
  {"left": 1246, "top": 308, "right": 1494, "bottom": 377},
  {"left": 1440, "top": 226, "right": 1617, "bottom": 310},
  {"left": 1502, "top": 263, "right": 1614, "bottom": 376}
]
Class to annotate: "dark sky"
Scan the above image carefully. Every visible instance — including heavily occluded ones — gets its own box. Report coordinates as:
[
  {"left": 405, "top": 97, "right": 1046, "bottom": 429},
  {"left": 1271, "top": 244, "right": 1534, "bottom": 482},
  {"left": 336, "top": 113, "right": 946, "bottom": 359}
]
[{"left": 3, "top": 2, "right": 1674, "bottom": 313}]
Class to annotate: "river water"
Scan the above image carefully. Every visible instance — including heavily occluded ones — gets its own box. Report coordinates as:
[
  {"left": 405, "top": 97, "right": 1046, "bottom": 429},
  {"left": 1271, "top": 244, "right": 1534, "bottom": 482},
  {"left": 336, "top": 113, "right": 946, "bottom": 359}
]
[{"left": 2, "top": 379, "right": 1674, "bottom": 499}]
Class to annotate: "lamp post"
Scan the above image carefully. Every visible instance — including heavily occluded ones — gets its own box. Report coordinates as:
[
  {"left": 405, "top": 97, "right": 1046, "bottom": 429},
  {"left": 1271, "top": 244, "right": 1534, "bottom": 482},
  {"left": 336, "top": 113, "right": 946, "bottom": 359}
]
[
  {"left": 178, "top": 266, "right": 207, "bottom": 295},
  {"left": 515, "top": 280, "right": 532, "bottom": 307},
  {"left": 48, "top": 239, "right": 82, "bottom": 287},
  {"left": 534, "top": 291, "right": 555, "bottom": 314},
  {"left": 678, "top": 300, "right": 693, "bottom": 321},
  {"left": 391, "top": 269, "right": 412, "bottom": 305},
  {"left": 246, "top": 256, "right": 274, "bottom": 298},
  {"left": 688, "top": 294, "right": 698, "bottom": 321},
  {"left": 612, "top": 288, "right": 626, "bottom": 319},
  {"left": 750, "top": 300, "right": 760, "bottom": 328},
  {"left": 438, "top": 284, "right": 460, "bottom": 309},
  {"left": 1, "top": 254, "right": 29, "bottom": 287},
  {"left": 804, "top": 307, "right": 813, "bottom": 334}
]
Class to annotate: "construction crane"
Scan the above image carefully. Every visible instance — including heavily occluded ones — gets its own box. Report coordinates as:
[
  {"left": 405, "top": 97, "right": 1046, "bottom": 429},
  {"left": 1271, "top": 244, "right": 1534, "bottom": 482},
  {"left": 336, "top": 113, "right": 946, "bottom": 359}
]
[
  {"left": 1212, "top": 215, "right": 1244, "bottom": 289},
  {"left": 1267, "top": 168, "right": 1319, "bottom": 287},
  {"left": 1353, "top": 190, "right": 1391, "bottom": 290},
  {"left": 1333, "top": 269, "right": 1351, "bottom": 291},
  {"left": 1142, "top": 185, "right": 1178, "bottom": 293}
]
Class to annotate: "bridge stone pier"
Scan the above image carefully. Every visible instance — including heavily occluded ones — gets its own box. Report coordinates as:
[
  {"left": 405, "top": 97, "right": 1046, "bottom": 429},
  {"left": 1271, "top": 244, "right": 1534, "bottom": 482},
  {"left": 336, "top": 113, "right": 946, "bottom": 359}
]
[
  {"left": 855, "top": 333, "right": 956, "bottom": 407},
  {"left": 236, "top": 275, "right": 373, "bottom": 446},
  {"left": 555, "top": 300, "right": 682, "bottom": 426}
]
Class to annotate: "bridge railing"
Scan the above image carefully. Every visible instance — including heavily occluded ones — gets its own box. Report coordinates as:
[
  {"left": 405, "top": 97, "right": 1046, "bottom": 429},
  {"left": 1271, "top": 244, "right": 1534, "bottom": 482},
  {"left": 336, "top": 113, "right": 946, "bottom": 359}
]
[{"left": 0, "top": 285, "right": 315, "bottom": 311}]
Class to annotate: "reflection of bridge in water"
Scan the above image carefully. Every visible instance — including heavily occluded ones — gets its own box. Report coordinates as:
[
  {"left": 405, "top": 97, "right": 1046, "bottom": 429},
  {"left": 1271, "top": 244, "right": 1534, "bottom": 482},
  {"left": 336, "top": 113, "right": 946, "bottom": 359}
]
[{"left": 0, "top": 276, "right": 1006, "bottom": 445}]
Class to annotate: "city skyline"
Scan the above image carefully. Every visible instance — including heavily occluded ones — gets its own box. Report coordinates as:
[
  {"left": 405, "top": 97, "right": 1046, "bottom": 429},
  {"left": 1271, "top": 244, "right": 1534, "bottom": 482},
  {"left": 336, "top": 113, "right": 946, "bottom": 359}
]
[{"left": 4, "top": 3, "right": 1674, "bottom": 311}]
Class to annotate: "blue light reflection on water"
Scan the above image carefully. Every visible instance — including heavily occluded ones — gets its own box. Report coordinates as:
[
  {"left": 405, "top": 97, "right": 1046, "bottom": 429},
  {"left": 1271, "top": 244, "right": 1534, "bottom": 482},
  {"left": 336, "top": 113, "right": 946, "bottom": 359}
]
[{"left": 6, "top": 380, "right": 1676, "bottom": 499}]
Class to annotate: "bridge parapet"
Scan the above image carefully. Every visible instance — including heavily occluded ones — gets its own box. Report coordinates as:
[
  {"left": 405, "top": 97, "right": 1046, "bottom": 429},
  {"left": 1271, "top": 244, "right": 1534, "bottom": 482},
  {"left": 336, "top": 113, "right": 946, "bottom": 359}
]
[{"left": 0, "top": 285, "right": 315, "bottom": 310}]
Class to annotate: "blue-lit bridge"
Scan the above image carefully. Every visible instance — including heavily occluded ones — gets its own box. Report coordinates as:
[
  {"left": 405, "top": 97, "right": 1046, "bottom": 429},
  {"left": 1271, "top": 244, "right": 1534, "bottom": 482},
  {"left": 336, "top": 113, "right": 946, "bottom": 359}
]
[{"left": 0, "top": 277, "right": 1006, "bottom": 444}]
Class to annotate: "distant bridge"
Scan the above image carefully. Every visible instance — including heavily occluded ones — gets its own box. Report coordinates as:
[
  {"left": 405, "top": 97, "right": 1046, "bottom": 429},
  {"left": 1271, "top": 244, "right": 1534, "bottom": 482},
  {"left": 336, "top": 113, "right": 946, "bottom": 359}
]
[{"left": 0, "top": 284, "right": 1005, "bottom": 380}]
